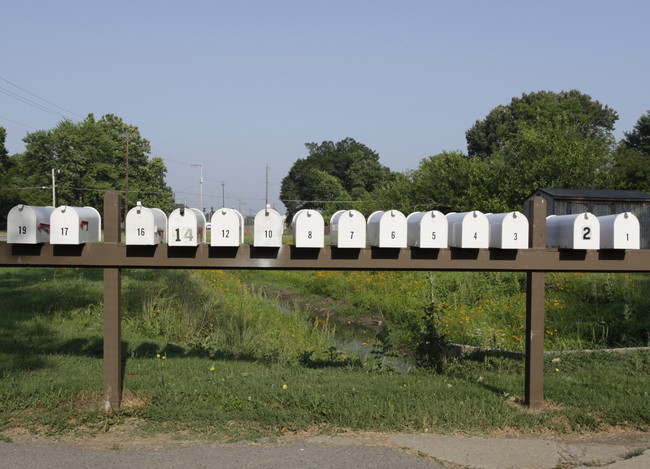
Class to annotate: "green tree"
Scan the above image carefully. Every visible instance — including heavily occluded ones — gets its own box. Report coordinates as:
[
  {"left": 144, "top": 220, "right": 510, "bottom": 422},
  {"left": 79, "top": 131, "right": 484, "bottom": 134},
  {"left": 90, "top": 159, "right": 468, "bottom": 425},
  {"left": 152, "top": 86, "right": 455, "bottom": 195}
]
[
  {"left": 0, "top": 127, "right": 21, "bottom": 226},
  {"left": 280, "top": 138, "right": 391, "bottom": 219},
  {"left": 465, "top": 90, "right": 617, "bottom": 209},
  {"left": 612, "top": 111, "right": 650, "bottom": 193},
  {"left": 622, "top": 111, "right": 650, "bottom": 156},
  {"left": 466, "top": 90, "right": 618, "bottom": 159},
  {"left": 14, "top": 114, "right": 174, "bottom": 214}
]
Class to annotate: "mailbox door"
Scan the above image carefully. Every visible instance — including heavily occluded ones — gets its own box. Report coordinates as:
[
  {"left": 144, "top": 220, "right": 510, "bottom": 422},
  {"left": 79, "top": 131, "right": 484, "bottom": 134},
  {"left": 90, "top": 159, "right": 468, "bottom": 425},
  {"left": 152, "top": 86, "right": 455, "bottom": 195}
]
[
  {"left": 254, "top": 209, "right": 282, "bottom": 247},
  {"left": 376, "top": 211, "right": 407, "bottom": 248},
  {"left": 293, "top": 210, "right": 324, "bottom": 248},
  {"left": 169, "top": 210, "right": 199, "bottom": 246},
  {"left": 51, "top": 207, "right": 80, "bottom": 244},
  {"left": 337, "top": 212, "right": 365, "bottom": 248},
  {"left": 8, "top": 205, "right": 54, "bottom": 244},
  {"left": 211, "top": 210, "right": 241, "bottom": 247},
  {"left": 126, "top": 209, "right": 156, "bottom": 245},
  {"left": 572, "top": 214, "right": 600, "bottom": 249}
]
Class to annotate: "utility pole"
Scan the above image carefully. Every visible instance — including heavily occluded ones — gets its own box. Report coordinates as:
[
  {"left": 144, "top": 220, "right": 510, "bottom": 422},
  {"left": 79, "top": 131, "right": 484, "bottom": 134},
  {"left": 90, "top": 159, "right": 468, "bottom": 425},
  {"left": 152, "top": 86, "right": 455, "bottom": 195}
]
[
  {"left": 190, "top": 164, "right": 204, "bottom": 212},
  {"left": 119, "top": 133, "right": 131, "bottom": 222},
  {"left": 218, "top": 180, "right": 226, "bottom": 208},
  {"left": 51, "top": 168, "right": 59, "bottom": 207},
  {"left": 265, "top": 165, "right": 270, "bottom": 208}
]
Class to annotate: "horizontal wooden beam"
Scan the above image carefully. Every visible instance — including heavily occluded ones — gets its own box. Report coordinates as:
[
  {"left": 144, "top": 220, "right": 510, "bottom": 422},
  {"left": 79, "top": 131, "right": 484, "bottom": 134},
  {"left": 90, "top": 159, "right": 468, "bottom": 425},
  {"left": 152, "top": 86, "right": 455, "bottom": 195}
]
[{"left": 2, "top": 242, "right": 649, "bottom": 272}]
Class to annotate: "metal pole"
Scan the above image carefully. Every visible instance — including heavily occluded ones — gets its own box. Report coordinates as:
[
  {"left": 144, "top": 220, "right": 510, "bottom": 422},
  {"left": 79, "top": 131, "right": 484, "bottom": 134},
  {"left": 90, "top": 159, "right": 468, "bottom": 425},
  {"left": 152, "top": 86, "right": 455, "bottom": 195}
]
[
  {"left": 265, "top": 165, "right": 269, "bottom": 207},
  {"left": 103, "top": 191, "right": 122, "bottom": 412},
  {"left": 124, "top": 135, "right": 129, "bottom": 222},
  {"left": 191, "top": 164, "right": 204, "bottom": 211},
  {"left": 51, "top": 168, "right": 56, "bottom": 207},
  {"left": 525, "top": 196, "right": 547, "bottom": 408}
]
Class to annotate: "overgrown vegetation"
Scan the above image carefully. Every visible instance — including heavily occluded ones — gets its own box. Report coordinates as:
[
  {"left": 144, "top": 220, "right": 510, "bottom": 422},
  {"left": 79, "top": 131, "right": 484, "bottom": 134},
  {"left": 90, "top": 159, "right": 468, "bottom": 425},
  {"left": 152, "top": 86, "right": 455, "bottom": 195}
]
[
  {"left": 231, "top": 270, "right": 650, "bottom": 356},
  {"left": 1, "top": 267, "right": 648, "bottom": 440}
]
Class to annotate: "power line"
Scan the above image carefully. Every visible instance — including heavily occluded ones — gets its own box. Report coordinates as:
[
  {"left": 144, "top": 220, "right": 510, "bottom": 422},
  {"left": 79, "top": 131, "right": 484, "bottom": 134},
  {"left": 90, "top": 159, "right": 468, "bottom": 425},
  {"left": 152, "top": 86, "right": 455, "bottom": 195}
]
[
  {"left": 0, "top": 75, "right": 85, "bottom": 120},
  {"left": 0, "top": 114, "right": 39, "bottom": 130},
  {"left": 0, "top": 85, "right": 73, "bottom": 121}
]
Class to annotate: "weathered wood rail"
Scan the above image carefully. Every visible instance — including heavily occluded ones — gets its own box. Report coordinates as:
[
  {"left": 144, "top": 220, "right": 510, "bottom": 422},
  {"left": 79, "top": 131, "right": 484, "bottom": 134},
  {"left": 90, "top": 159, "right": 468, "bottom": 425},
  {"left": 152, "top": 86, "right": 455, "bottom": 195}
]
[{"left": 1, "top": 191, "right": 648, "bottom": 411}]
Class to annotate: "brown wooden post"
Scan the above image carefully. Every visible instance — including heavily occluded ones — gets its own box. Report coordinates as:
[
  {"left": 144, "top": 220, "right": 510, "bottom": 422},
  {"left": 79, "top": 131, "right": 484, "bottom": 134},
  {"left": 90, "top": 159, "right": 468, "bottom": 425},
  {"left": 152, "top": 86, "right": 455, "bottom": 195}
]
[
  {"left": 525, "top": 196, "right": 547, "bottom": 408},
  {"left": 103, "top": 191, "right": 122, "bottom": 412}
]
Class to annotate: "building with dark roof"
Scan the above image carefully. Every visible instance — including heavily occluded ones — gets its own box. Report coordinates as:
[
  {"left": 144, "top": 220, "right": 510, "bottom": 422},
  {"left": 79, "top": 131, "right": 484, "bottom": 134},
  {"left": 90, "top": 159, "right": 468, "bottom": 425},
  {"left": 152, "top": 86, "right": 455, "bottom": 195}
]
[{"left": 525, "top": 188, "right": 650, "bottom": 248}]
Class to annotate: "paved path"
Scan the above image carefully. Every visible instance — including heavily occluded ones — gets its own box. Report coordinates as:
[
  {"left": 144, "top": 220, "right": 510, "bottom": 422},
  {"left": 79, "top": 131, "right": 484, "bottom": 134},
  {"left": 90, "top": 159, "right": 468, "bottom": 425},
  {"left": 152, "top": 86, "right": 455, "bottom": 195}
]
[{"left": 1, "top": 432, "right": 648, "bottom": 468}]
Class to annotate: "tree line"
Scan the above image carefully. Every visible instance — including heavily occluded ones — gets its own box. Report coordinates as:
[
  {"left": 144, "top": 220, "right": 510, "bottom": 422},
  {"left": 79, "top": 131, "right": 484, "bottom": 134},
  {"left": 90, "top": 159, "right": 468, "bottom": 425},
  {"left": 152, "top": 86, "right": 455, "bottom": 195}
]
[
  {"left": 0, "top": 114, "right": 174, "bottom": 224},
  {"left": 280, "top": 90, "right": 650, "bottom": 220}
]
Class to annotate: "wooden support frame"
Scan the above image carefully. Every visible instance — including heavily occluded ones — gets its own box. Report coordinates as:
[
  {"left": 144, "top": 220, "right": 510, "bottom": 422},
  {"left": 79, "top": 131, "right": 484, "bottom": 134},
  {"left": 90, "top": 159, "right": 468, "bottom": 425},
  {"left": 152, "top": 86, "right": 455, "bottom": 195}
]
[{"left": 1, "top": 192, "right": 649, "bottom": 411}]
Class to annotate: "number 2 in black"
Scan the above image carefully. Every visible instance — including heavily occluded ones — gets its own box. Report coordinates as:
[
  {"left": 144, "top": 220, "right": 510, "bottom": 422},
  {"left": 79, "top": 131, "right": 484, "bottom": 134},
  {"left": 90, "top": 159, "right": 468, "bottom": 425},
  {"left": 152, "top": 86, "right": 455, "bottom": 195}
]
[{"left": 583, "top": 226, "right": 591, "bottom": 240}]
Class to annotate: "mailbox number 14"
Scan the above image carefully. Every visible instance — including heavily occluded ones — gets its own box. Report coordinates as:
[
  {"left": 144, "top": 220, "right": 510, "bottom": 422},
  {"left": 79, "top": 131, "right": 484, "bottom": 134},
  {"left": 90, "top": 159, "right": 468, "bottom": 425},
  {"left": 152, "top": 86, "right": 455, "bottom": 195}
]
[{"left": 174, "top": 228, "right": 193, "bottom": 242}]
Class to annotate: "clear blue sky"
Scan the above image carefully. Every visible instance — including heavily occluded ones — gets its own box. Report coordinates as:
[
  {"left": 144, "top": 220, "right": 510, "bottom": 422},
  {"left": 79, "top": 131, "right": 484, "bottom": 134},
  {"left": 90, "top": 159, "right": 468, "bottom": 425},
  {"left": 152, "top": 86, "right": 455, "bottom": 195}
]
[{"left": 2, "top": 0, "right": 648, "bottom": 215}]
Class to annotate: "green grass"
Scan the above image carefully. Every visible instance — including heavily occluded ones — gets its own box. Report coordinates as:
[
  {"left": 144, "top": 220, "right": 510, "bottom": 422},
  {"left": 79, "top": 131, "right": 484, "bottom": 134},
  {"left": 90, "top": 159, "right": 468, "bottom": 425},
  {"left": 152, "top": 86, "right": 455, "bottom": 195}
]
[
  {"left": 230, "top": 270, "right": 650, "bottom": 355},
  {"left": 0, "top": 267, "right": 649, "bottom": 440}
]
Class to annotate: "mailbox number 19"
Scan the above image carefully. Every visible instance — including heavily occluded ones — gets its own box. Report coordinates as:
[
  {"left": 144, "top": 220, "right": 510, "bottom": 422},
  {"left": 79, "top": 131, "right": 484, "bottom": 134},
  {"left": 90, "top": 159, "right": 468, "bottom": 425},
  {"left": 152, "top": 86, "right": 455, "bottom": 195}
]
[{"left": 18, "top": 226, "right": 27, "bottom": 235}]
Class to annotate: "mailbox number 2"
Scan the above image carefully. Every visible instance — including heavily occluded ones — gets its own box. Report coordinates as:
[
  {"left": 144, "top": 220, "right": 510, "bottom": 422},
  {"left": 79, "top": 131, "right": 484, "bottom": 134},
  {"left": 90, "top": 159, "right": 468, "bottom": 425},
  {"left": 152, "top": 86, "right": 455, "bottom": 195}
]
[{"left": 583, "top": 227, "right": 591, "bottom": 240}]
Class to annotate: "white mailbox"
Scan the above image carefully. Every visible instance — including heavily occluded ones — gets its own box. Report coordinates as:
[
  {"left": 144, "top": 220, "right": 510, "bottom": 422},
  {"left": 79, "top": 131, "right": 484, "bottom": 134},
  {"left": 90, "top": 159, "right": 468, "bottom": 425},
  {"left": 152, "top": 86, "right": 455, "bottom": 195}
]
[
  {"left": 7, "top": 204, "right": 55, "bottom": 244},
  {"left": 211, "top": 208, "right": 244, "bottom": 247},
  {"left": 330, "top": 209, "right": 366, "bottom": 248},
  {"left": 292, "top": 209, "right": 324, "bottom": 248},
  {"left": 50, "top": 206, "right": 101, "bottom": 245},
  {"left": 254, "top": 205, "right": 283, "bottom": 247},
  {"left": 168, "top": 207, "right": 206, "bottom": 246},
  {"left": 546, "top": 213, "right": 600, "bottom": 249},
  {"left": 446, "top": 211, "right": 489, "bottom": 248},
  {"left": 486, "top": 211, "right": 529, "bottom": 249},
  {"left": 407, "top": 210, "right": 448, "bottom": 248},
  {"left": 367, "top": 210, "right": 407, "bottom": 248},
  {"left": 598, "top": 212, "right": 640, "bottom": 250},
  {"left": 126, "top": 202, "right": 167, "bottom": 245}
]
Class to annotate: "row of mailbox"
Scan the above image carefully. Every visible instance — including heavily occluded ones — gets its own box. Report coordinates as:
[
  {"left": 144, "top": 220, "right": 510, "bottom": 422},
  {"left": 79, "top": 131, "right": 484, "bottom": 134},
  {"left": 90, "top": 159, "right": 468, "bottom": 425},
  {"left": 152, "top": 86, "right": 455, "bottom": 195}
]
[{"left": 6, "top": 203, "right": 641, "bottom": 250}]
